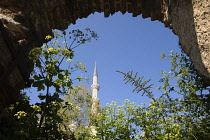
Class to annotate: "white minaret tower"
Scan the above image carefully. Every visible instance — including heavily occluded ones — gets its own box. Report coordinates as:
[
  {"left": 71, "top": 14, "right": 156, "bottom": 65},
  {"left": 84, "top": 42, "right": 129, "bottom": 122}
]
[
  {"left": 91, "top": 62, "right": 100, "bottom": 101},
  {"left": 91, "top": 62, "right": 100, "bottom": 135}
]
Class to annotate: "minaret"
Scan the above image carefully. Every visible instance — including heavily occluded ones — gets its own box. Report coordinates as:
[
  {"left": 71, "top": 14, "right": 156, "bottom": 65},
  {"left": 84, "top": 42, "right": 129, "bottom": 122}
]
[
  {"left": 91, "top": 62, "right": 100, "bottom": 102},
  {"left": 91, "top": 62, "right": 100, "bottom": 135}
]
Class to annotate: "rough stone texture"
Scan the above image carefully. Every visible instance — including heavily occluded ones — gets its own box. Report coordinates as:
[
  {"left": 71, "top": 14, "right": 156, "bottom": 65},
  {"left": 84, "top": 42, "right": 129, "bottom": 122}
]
[
  {"left": 192, "top": 0, "right": 210, "bottom": 84},
  {"left": 0, "top": 21, "right": 25, "bottom": 107},
  {"left": 0, "top": 0, "right": 209, "bottom": 107},
  {"left": 170, "top": 0, "right": 210, "bottom": 85}
]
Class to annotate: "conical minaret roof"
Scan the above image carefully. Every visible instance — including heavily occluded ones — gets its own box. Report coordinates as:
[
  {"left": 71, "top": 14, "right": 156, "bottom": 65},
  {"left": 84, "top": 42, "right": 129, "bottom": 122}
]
[{"left": 93, "top": 62, "right": 98, "bottom": 77}]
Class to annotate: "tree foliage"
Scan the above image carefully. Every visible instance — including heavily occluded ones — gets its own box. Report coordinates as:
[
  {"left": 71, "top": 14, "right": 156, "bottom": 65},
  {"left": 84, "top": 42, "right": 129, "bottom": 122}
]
[
  {"left": 59, "top": 85, "right": 93, "bottom": 139},
  {"left": 0, "top": 29, "right": 98, "bottom": 139},
  {"left": 91, "top": 51, "right": 210, "bottom": 140}
]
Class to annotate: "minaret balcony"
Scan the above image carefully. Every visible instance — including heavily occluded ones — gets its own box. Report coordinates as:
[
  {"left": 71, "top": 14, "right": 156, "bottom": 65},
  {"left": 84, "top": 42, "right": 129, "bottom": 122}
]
[{"left": 91, "top": 84, "right": 100, "bottom": 90}]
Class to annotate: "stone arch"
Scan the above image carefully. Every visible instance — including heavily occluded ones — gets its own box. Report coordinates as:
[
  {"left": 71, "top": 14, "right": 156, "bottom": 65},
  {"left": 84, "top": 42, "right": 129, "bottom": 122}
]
[{"left": 0, "top": 0, "right": 209, "bottom": 106}]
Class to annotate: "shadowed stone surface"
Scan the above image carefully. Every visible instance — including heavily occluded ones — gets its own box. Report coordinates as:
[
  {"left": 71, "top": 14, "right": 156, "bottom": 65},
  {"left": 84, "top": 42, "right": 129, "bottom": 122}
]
[{"left": 0, "top": 0, "right": 209, "bottom": 107}]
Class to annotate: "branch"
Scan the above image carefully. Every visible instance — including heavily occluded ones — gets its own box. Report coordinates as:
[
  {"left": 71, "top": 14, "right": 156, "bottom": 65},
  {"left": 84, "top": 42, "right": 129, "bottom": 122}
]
[{"left": 117, "top": 70, "right": 154, "bottom": 99}]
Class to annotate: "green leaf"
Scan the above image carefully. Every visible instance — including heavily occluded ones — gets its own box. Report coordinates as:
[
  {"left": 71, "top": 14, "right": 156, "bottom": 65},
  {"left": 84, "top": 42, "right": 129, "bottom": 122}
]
[
  {"left": 32, "top": 81, "right": 40, "bottom": 87},
  {"left": 34, "top": 75, "right": 42, "bottom": 80},
  {"left": 76, "top": 76, "right": 82, "bottom": 81},
  {"left": 67, "top": 81, "right": 72, "bottom": 87},
  {"left": 58, "top": 74, "right": 64, "bottom": 80},
  {"left": 38, "top": 95, "right": 46, "bottom": 100},
  {"left": 161, "top": 52, "right": 165, "bottom": 60},
  {"left": 38, "top": 84, "right": 45, "bottom": 91},
  {"left": 56, "top": 80, "right": 62, "bottom": 86}
]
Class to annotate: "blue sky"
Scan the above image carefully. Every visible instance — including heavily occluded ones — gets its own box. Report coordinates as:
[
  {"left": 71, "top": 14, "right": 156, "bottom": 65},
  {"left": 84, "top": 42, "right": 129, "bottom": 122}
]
[
  {"left": 67, "top": 12, "right": 181, "bottom": 106},
  {"left": 28, "top": 12, "right": 182, "bottom": 106}
]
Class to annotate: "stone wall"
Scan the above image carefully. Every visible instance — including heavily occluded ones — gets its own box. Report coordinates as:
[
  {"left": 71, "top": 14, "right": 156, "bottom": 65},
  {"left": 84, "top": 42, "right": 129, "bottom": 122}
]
[
  {"left": 0, "top": 0, "right": 209, "bottom": 106},
  {"left": 0, "top": 21, "right": 26, "bottom": 106},
  {"left": 170, "top": 0, "right": 210, "bottom": 85}
]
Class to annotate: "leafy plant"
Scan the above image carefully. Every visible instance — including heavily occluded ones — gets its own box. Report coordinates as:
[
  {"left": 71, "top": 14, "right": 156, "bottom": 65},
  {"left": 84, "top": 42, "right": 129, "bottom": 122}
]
[
  {"left": 92, "top": 51, "right": 210, "bottom": 140},
  {"left": 0, "top": 29, "right": 98, "bottom": 139}
]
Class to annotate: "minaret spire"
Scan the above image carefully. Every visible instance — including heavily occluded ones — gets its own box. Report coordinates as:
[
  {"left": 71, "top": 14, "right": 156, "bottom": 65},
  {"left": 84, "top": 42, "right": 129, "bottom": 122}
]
[
  {"left": 91, "top": 62, "right": 100, "bottom": 135},
  {"left": 91, "top": 62, "right": 99, "bottom": 100},
  {"left": 94, "top": 61, "right": 98, "bottom": 77}
]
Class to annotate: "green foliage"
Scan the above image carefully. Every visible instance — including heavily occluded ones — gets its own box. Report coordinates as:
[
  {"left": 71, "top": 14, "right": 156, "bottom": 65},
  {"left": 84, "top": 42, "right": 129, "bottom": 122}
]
[
  {"left": 159, "top": 51, "right": 204, "bottom": 95},
  {"left": 116, "top": 70, "right": 154, "bottom": 99},
  {"left": 92, "top": 100, "right": 141, "bottom": 140},
  {"left": 59, "top": 85, "right": 93, "bottom": 139},
  {"left": 0, "top": 29, "right": 98, "bottom": 139},
  {"left": 91, "top": 51, "right": 210, "bottom": 140}
]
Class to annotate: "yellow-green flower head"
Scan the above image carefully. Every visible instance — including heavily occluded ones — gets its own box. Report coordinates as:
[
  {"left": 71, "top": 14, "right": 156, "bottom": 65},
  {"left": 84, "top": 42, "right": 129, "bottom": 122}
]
[
  {"left": 51, "top": 101, "right": 58, "bottom": 107},
  {"left": 30, "top": 105, "right": 41, "bottom": 112},
  {"left": 173, "top": 123, "right": 180, "bottom": 128},
  {"left": 150, "top": 106, "right": 156, "bottom": 109},
  {"left": 45, "top": 35, "right": 53, "bottom": 40},
  {"left": 68, "top": 102, "right": 73, "bottom": 106},
  {"left": 118, "top": 109, "right": 124, "bottom": 113},
  {"left": 136, "top": 116, "right": 141, "bottom": 119},
  {"left": 14, "top": 111, "right": 27, "bottom": 119},
  {"left": 76, "top": 106, "right": 81, "bottom": 111}
]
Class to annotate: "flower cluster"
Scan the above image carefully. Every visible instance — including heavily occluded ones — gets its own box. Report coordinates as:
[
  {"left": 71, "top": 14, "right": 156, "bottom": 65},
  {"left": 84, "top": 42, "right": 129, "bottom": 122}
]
[
  {"left": 30, "top": 105, "right": 41, "bottom": 112},
  {"left": 14, "top": 111, "right": 27, "bottom": 119}
]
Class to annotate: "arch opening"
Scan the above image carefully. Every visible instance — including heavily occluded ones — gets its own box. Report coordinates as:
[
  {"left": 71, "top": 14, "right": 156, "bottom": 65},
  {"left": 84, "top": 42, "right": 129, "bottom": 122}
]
[
  {"left": 48, "top": 12, "right": 180, "bottom": 105},
  {"left": 0, "top": 0, "right": 208, "bottom": 106}
]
